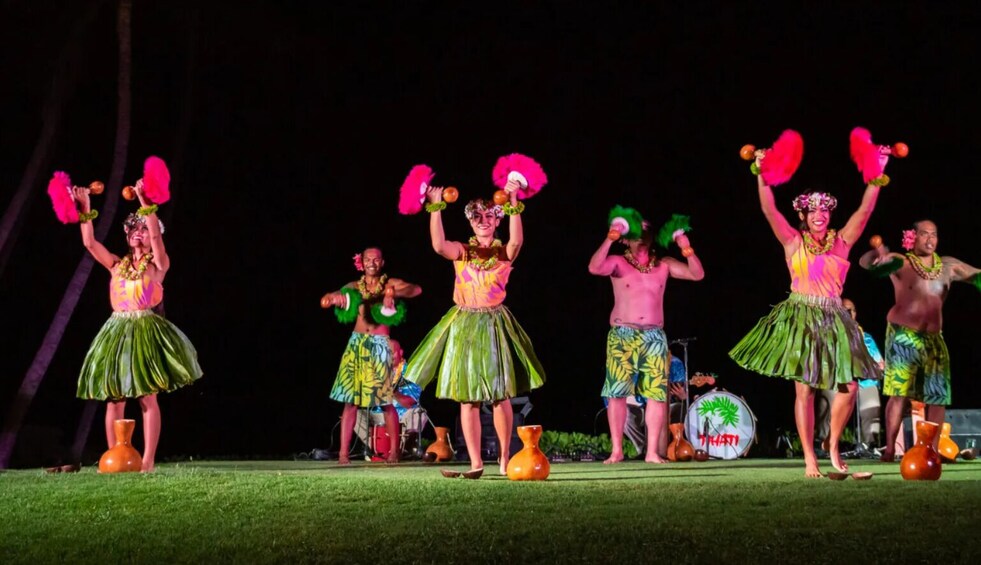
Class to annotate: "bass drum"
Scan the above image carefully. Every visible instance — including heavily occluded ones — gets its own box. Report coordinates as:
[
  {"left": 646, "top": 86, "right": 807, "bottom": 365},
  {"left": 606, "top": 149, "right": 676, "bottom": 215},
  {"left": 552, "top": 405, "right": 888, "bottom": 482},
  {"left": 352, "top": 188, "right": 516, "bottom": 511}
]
[{"left": 685, "top": 389, "right": 756, "bottom": 459}]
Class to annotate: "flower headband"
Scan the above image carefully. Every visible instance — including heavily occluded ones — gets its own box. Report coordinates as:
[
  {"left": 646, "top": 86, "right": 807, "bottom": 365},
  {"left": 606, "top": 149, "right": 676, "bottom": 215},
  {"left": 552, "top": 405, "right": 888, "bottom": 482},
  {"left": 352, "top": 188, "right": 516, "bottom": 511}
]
[
  {"left": 353, "top": 253, "right": 364, "bottom": 271},
  {"left": 464, "top": 199, "right": 504, "bottom": 220},
  {"left": 901, "top": 229, "right": 916, "bottom": 251},
  {"left": 792, "top": 192, "right": 838, "bottom": 213},
  {"left": 123, "top": 213, "right": 165, "bottom": 235}
]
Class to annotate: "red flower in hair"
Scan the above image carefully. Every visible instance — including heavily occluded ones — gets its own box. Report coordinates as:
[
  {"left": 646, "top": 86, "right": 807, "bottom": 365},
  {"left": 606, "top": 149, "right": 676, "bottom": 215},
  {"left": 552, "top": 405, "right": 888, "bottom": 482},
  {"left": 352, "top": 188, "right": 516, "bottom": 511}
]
[{"left": 353, "top": 253, "right": 364, "bottom": 271}]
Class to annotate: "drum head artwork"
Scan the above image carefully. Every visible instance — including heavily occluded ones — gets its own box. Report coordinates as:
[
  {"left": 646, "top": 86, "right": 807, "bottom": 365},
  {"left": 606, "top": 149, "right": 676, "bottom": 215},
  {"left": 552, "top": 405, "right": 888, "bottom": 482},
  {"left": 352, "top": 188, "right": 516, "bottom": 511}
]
[{"left": 685, "top": 390, "right": 756, "bottom": 459}]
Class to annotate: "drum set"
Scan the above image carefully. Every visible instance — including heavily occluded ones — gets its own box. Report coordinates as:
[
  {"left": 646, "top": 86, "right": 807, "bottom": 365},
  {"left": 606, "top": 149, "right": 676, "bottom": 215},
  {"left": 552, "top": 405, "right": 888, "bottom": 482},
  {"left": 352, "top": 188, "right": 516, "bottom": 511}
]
[
  {"left": 354, "top": 381, "right": 430, "bottom": 461},
  {"left": 673, "top": 338, "right": 757, "bottom": 460}
]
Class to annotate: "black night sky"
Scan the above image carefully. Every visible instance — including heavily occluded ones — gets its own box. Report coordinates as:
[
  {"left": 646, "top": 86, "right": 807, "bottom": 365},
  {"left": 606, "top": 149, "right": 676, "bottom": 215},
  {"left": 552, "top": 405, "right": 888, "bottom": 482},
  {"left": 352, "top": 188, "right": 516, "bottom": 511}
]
[{"left": 1, "top": 1, "right": 978, "bottom": 465}]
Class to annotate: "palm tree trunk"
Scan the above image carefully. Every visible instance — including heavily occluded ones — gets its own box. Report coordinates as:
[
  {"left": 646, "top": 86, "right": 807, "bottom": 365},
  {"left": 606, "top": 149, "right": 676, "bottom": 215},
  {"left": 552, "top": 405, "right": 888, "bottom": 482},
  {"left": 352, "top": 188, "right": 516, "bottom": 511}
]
[
  {"left": 0, "top": 2, "right": 104, "bottom": 278},
  {"left": 0, "top": 0, "right": 133, "bottom": 469}
]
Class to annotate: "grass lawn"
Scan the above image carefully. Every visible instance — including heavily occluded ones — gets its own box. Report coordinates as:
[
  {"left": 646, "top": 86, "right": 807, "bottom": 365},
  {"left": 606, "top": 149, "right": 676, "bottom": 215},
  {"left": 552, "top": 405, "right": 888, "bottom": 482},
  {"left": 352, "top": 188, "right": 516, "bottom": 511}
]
[{"left": 2, "top": 458, "right": 980, "bottom": 564}]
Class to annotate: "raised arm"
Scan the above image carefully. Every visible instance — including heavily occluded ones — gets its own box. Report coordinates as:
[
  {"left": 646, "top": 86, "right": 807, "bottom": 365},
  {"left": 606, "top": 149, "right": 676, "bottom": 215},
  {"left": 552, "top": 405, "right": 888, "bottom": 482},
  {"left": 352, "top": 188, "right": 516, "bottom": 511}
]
[
  {"left": 426, "top": 186, "right": 465, "bottom": 260},
  {"left": 664, "top": 233, "right": 704, "bottom": 281},
  {"left": 858, "top": 243, "right": 903, "bottom": 270},
  {"left": 385, "top": 278, "right": 422, "bottom": 299},
  {"left": 945, "top": 256, "right": 981, "bottom": 283},
  {"left": 588, "top": 233, "right": 621, "bottom": 277},
  {"left": 135, "top": 184, "right": 169, "bottom": 275},
  {"left": 73, "top": 186, "right": 118, "bottom": 270},
  {"left": 504, "top": 179, "right": 523, "bottom": 262},
  {"left": 838, "top": 183, "right": 882, "bottom": 248},
  {"left": 757, "top": 173, "right": 798, "bottom": 247}
]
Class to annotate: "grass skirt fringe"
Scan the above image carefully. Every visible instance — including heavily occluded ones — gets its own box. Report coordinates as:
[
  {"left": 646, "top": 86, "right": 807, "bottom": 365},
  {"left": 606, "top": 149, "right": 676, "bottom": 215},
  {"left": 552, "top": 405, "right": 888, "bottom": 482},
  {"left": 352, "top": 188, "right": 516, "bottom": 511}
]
[
  {"left": 404, "top": 305, "right": 545, "bottom": 402},
  {"left": 729, "top": 293, "right": 880, "bottom": 390},
  {"left": 77, "top": 310, "right": 203, "bottom": 401}
]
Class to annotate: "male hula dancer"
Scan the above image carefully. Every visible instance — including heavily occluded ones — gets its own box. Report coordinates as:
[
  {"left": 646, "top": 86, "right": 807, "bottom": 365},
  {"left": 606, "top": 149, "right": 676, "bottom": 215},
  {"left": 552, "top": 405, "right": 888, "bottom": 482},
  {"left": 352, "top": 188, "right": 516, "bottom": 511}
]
[
  {"left": 588, "top": 207, "right": 704, "bottom": 464},
  {"left": 320, "top": 247, "right": 422, "bottom": 464},
  {"left": 860, "top": 220, "right": 980, "bottom": 461}
]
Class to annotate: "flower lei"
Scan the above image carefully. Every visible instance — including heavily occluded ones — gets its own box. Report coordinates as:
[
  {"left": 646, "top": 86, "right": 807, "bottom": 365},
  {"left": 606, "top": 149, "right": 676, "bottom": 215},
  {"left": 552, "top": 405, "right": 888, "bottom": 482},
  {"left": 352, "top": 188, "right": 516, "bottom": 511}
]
[
  {"left": 356, "top": 274, "right": 388, "bottom": 299},
  {"left": 467, "top": 237, "right": 503, "bottom": 270},
  {"left": 116, "top": 253, "right": 154, "bottom": 281},
  {"left": 901, "top": 229, "right": 916, "bottom": 251},
  {"left": 623, "top": 249, "right": 657, "bottom": 273},
  {"left": 906, "top": 252, "right": 943, "bottom": 280},
  {"left": 802, "top": 230, "right": 836, "bottom": 255}
]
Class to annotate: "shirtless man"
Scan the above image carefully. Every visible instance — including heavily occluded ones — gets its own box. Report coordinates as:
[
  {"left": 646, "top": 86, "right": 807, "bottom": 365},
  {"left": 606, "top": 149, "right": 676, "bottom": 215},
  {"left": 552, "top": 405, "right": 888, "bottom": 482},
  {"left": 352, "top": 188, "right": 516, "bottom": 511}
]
[
  {"left": 860, "top": 220, "right": 979, "bottom": 461},
  {"left": 588, "top": 213, "right": 704, "bottom": 463},
  {"left": 321, "top": 247, "right": 422, "bottom": 464}
]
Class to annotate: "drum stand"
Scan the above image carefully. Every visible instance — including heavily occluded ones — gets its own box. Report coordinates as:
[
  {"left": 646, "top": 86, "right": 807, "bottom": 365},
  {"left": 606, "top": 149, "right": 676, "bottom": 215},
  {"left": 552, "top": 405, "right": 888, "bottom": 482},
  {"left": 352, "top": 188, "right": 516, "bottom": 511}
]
[{"left": 842, "top": 386, "right": 878, "bottom": 460}]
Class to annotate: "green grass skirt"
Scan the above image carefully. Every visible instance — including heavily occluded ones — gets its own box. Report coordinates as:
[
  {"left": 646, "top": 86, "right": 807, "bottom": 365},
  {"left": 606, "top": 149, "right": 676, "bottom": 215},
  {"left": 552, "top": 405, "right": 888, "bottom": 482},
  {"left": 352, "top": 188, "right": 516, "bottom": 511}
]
[
  {"left": 729, "top": 293, "right": 880, "bottom": 390},
  {"left": 403, "top": 305, "right": 545, "bottom": 402},
  {"left": 77, "top": 310, "right": 203, "bottom": 401}
]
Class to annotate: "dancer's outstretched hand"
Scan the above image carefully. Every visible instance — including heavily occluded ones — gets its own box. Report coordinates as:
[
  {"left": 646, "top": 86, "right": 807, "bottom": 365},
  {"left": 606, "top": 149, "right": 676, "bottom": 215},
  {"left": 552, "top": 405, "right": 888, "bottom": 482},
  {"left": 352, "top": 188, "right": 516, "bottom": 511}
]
[
  {"left": 675, "top": 233, "right": 691, "bottom": 249},
  {"left": 72, "top": 186, "right": 91, "bottom": 210},
  {"left": 425, "top": 185, "right": 444, "bottom": 204},
  {"left": 877, "top": 151, "right": 890, "bottom": 174}
]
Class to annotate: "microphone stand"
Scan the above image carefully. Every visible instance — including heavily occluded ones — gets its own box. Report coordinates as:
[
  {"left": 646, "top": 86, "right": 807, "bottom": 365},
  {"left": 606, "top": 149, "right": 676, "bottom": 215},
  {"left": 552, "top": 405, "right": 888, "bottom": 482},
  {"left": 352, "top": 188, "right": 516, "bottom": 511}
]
[{"left": 669, "top": 337, "right": 697, "bottom": 419}]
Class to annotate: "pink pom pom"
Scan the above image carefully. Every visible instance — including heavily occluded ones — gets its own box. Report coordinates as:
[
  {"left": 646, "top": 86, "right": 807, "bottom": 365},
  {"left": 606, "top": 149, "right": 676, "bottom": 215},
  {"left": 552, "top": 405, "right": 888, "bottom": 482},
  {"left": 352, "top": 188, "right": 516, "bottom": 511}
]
[
  {"left": 47, "top": 171, "right": 79, "bottom": 224},
  {"left": 492, "top": 153, "right": 548, "bottom": 200},
  {"left": 398, "top": 164, "right": 434, "bottom": 215},
  {"left": 759, "top": 130, "right": 803, "bottom": 186},
  {"left": 849, "top": 127, "right": 883, "bottom": 183},
  {"left": 142, "top": 156, "right": 171, "bottom": 204}
]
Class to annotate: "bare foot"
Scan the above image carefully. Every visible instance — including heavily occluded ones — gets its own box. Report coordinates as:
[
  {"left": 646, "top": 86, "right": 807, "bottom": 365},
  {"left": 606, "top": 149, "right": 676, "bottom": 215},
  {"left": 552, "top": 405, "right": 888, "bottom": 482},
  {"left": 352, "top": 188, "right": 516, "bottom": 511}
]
[
  {"left": 829, "top": 444, "right": 848, "bottom": 473},
  {"left": 804, "top": 463, "right": 823, "bottom": 478},
  {"left": 603, "top": 453, "right": 624, "bottom": 464},
  {"left": 644, "top": 454, "right": 667, "bottom": 464},
  {"left": 499, "top": 456, "right": 509, "bottom": 475},
  {"left": 385, "top": 456, "right": 399, "bottom": 465},
  {"left": 337, "top": 457, "right": 351, "bottom": 466},
  {"left": 141, "top": 464, "right": 155, "bottom": 473},
  {"left": 879, "top": 450, "right": 895, "bottom": 463}
]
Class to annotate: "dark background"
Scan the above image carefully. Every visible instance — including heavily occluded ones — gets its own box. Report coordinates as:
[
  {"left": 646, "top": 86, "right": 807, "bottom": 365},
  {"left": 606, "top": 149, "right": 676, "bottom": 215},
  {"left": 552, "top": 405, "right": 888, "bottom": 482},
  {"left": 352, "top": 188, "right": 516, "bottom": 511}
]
[{"left": 2, "top": 1, "right": 978, "bottom": 464}]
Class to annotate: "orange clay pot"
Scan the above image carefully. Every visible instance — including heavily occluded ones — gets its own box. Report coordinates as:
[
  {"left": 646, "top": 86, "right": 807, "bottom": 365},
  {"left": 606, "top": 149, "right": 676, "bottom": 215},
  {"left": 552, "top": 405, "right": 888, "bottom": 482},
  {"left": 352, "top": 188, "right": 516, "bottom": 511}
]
[
  {"left": 88, "top": 181, "right": 105, "bottom": 195},
  {"left": 442, "top": 186, "right": 459, "bottom": 203},
  {"left": 892, "top": 142, "right": 909, "bottom": 158},
  {"left": 121, "top": 185, "right": 136, "bottom": 200},
  {"left": 900, "top": 421, "right": 942, "bottom": 481},
  {"left": 507, "top": 425, "right": 550, "bottom": 481},
  {"left": 667, "top": 423, "right": 694, "bottom": 462},
  {"left": 98, "top": 419, "right": 142, "bottom": 473},
  {"left": 492, "top": 190, "right": 509, "bottom": 205},
  {"left": 739, "top": 144, "right": 756, "bottom": 161},
  {"left": 869, "top": 235, "right": 882, "bottom": 249},
  {"left": 425, "top": 426, "right": 454, "bottom": 462},
  {"left": 938, "top": 422, "right": 959, "bottom": 462}
]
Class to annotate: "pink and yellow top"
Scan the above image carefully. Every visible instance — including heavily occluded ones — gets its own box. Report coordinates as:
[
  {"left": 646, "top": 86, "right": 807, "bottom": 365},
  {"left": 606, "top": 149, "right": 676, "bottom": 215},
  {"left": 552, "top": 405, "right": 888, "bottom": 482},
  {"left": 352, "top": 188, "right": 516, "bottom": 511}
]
[
  {"left": 110, "top": 271, "right": 163, "bottom": 312},
  {"left": 787, "top": 239, "right": 849, "bottom": 298},
  {"left": 452, "top": 260, "right": 511, "bottom": 308}
]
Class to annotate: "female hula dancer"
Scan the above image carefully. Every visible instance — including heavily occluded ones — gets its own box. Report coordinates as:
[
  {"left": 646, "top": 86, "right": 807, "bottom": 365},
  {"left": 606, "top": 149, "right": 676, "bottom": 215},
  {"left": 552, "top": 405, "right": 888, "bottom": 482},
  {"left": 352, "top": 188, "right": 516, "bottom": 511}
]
[
  {"left": 403, "top": 180, "right": 546, "bottom": 478},
  {"left": 730, "top": 145, "right": 888, "bottom": 478},
  {"left": 73, "top": 183, "right": 202, "bottom": 472}
]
